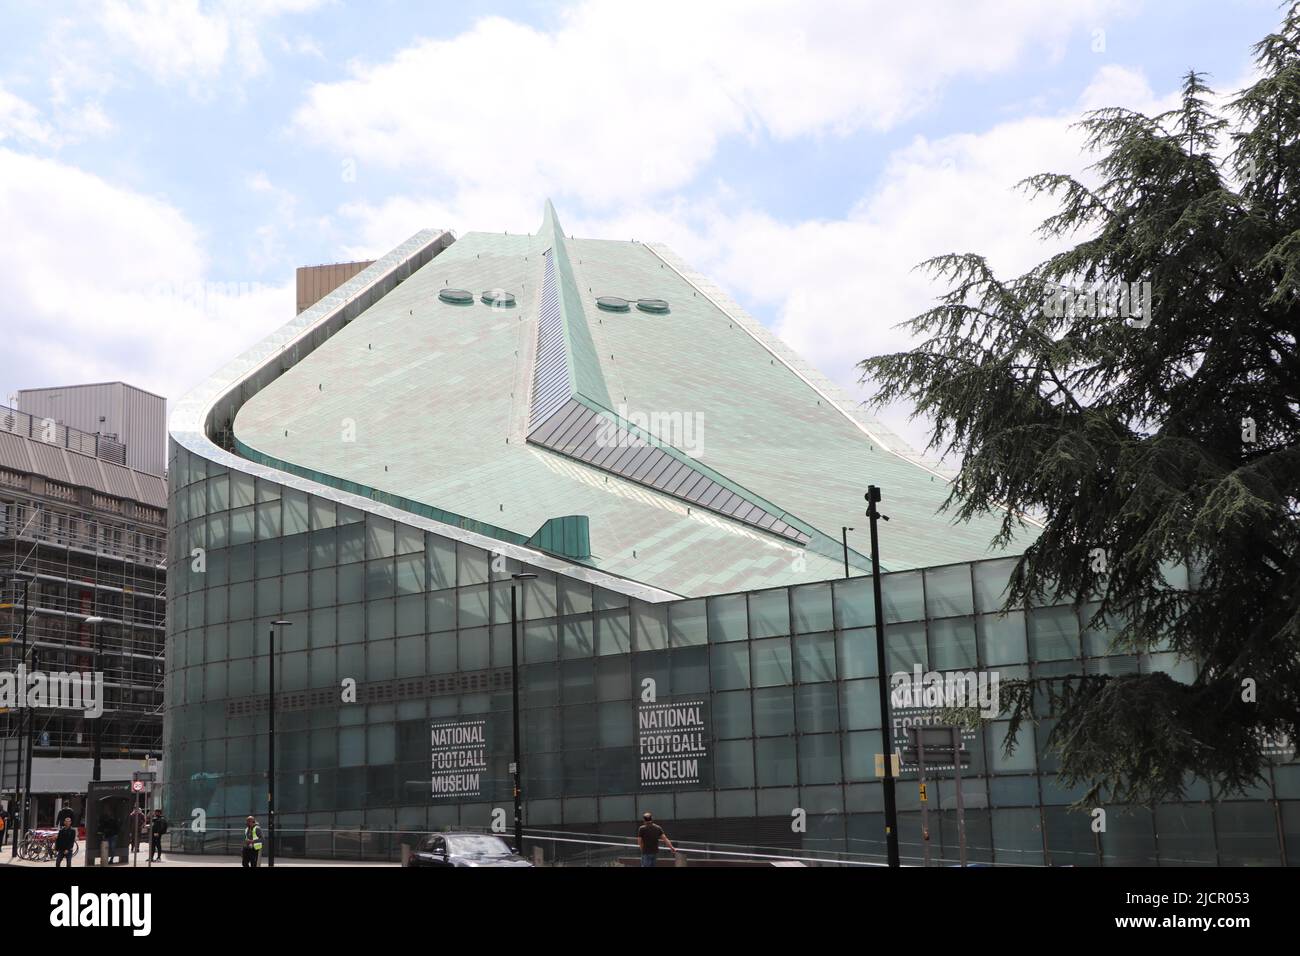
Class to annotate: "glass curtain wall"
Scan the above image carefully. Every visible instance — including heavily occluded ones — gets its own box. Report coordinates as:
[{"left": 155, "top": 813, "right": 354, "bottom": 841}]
[{"left": 165, "top": 440, "right": 1298, "bottom": 865}]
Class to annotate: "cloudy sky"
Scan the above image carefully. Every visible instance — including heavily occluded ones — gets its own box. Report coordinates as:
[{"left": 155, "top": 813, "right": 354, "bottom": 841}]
[{"left": 0, "top": 0, "right": 1280, "bottom": 454}]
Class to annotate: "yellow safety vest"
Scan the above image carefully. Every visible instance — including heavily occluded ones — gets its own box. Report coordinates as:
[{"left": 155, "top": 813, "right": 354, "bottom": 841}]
[{"left": 246, "top": 826, "right": 263, "bottom": 851}]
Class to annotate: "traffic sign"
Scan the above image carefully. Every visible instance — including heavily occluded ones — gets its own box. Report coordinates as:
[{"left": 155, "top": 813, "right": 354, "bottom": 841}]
[
  {"left": 130, "top": 780, "right": 145, "bottom": 793},
  {"left": 918, "top": 783, "right": 928, "bottom": 803}
]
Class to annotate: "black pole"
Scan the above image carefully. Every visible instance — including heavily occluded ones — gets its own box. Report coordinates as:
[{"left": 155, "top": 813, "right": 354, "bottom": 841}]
[
  {"left": 24, "top": 646, "right": 37, "bottom": 832},
  {"left": 268, "top": 625, "right": 275, "bottom": 868},
  {"left": 510, "top": 585, "right": 523, "bottom": 856},
  {"left": 11, "top": 577, "right": 29, "bottom": 856},
  {"left": 866, "top": 486, "right": 900, "bottom": 867},
  {"left": 92, "top": 622, "right": 102, "bottom": 783},
  {"left": 841, "top": 526, "right": 853, "bottom": 579}
]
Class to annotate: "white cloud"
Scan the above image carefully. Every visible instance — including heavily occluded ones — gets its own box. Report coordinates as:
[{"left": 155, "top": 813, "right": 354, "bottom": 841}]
[
  {"left": 97, "top": 0, "right": 323, "bottom": 90},
  {"left": 0, "top": 87, "right": 53, "bottom": 145},
  {"left": 0, "top": 148, "right": 291, "bottom": 404},
  {"left": 293, "top": 0, "right": 1136, "bottom": 206}
]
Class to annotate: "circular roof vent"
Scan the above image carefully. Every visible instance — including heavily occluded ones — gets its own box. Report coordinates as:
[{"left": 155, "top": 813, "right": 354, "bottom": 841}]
[
  {"left": 439, "top": 288, "right": 473, "bottom": 305},
  {"left": 636, "top": 298, "right": 669, "bottom": 314},
  {"left": 596, "top": 296, "right": 630, "bottom": 312},
  {"left": 481, "top": 290, "right": 516, "bottom": 307}
]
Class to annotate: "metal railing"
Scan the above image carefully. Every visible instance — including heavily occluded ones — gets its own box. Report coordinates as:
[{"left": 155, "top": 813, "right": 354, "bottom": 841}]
[{"left": 0, "top": 402, "right": 128, "bottom": 467}]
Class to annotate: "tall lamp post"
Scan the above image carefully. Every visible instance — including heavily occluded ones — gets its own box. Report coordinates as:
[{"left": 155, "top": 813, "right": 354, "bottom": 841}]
[
  {"left": 85, "top": 617, "right": 105, "bottom": 783},
  {"left": 509, "top": 572, "right": 536, "bottom": 857},
  {"left": 268, "top": 620, "right": 292, "bottom": 868},
  {"left": 866, "top": 486, "right": 900, "bottom": 868},
  {"left": 4, "top": 571, "right": 32, "bottom": 856},
  {"left": 841, "top": 526, "right": 855, "bottom": 579}
]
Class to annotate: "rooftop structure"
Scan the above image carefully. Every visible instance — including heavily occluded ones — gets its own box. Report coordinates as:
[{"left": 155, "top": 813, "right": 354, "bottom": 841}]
[{"left": 234, "top": 203, "right": 1031, "bottom": 596}]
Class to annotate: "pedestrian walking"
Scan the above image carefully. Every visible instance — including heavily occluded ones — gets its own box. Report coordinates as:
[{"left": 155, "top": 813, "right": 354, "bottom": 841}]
[
  {"left": 128, "top": 804, "right": 146, "bottom": 854},
  {"left": 636, "top": 811, "right": 675, "bottom": 867},
  {"left": 149, "top": 809, "right": 168, "bottom": 862},
  {"left": 54, "top": 819, "right": 76, "bottom": 868},
  {"left": 242, "top": 815, "right": 264, "bottom": 867},
  {"left": 98, "top": 813, "right": 120, "bottom": 861}
]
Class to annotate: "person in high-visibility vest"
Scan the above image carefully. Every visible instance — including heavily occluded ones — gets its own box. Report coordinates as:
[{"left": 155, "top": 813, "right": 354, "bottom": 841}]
[{"left": 242, "top": 816, "right": 264, "bottom": 868}]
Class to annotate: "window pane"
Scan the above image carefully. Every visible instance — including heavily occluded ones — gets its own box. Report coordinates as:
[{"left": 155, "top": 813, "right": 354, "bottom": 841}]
[
  {"left": 882, "top": 571, "right": 924, "bottom": 623},
  {"left": 1028, "top": 606, "right": 1079, "bottom": 661},
  {"left": 840, "top": 679, "right": 881, "bottom": 730},
  {"left": 929, "top": 616, "right": 977, "bottom": 670},
  {"left": 711, "top": 690, "right": 752, "bottom": 739},
  {"left": 753, "top": 687, "right": 794, "bottom": 736},
  {"left": 925, "top": 564, "right": 973, "bottom": 618},
  {"left": 710, "top": 642, "right": 750, "bottom": 690},
  {"left": 706, "top": 593, "right": 747, "bottom": 642},
  {"left": 798, "top": 734, "right": 841, "bottom": 785},
  {"left": 791, "top": 582, "right": 834, "bottom": 634},
  {"left": 795, "top": 683, "right": 839, "bottom": 734},
  {"left": 754, "top": 738, "right": 796, "bottom": 787},
  {"left": 978, "top": 611, "right": 1027, "bottom": 666},
  {"left": 794, "top": 632, "right": 836, "bottom": 683},
  {"left": 749, "top": 589, "right": 790, "bottom": 638},
  {"left": 838, "top": 627, "right": 878, "bottom": 679},
  {"left": 668, "top": 599, "right": 707, "bottom": 647},
  {"left": 751, "top": 637, "right": 792, "bottom": 687},
  {"left": 973, "top": 558, "right": 1018, "bottom": 613}
]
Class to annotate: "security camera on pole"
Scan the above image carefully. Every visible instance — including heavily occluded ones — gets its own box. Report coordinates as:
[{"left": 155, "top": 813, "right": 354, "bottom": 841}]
[{"left": 865, "top": 487, "right": 900, "bottom": 868}]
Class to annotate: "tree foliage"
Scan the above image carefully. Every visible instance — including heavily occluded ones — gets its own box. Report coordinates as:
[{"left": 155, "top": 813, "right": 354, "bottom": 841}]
[{"left": 862, "top": 9, "right": 1300, "bottom": 805}]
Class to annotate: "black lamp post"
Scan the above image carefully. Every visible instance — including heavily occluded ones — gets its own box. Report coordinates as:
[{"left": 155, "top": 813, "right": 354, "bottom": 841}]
[
  {"left": 866, "top": 486, "right": 900, "bottom": 868},
  {"left": 85, "top": 616, "right": 105, "bottom": 783},
  {"left": 5, "top": 571, "right": 32, "bottom": 857},
  {"left": 841, "top": 526, "right": 854, "bottom": 579},
  {"left": 510, "top": 572, "right": 536, "bottom": 857},
  {"left": 268, "top": 620, "right": 292, "bottom": 868}
]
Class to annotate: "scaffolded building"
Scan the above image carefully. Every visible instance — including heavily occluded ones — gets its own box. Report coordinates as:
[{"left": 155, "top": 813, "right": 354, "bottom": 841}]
[{"left": 1, "top": 400, "right": 166, "bottom": 828}]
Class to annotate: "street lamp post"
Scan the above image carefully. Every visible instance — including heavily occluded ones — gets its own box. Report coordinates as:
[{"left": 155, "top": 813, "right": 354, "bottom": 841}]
[
  {"left": 5, "top": 571, "right": 32, "bottom": 857},
  {"left": 866, "top": 486, "right": 900, "bottom": 868},
  {"left": 841, "top": 526, "right": 855, "bottom": 579},
  {"left": 85, "top": 617, "right": 104, "bottom": 783},
  {"left": 268, "top": 620, "right": 292, "bottom": 868},
  {"left": 510, "top": 572, "right": 536, "bottom": 858}
]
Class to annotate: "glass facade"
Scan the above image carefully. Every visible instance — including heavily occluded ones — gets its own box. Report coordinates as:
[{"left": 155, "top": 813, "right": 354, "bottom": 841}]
[{"left": 165, "top": 440, "right": 1298, "bottom": 865}]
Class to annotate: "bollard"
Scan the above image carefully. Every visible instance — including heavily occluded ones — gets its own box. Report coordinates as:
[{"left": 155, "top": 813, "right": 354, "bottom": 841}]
[
  {"left": 100, "top": 841, "right": 109, "bottom": 867},
  {"left": 532, "top": 846, "right": 544, "bottom": 867},
  {"left": 674, "top": 851, "right": 687, "bottom": 867},
  {"left": 400, "top": 843, "right": 411, "bottom": 867}
]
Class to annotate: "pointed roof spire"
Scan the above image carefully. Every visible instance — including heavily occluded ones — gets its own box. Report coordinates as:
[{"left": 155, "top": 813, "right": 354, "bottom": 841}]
[{"left": 539, "top": 198, "right": 564, "bottom": 241}]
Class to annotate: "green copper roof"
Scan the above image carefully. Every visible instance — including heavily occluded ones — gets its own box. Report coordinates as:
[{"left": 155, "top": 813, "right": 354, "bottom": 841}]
[{"left": 233, "top": 202, "right": 1035, "bottom": 596}]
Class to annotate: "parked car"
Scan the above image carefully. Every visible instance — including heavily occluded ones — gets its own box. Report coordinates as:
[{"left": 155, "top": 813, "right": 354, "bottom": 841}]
[{"left": 407, "top": 833, "right": 533, "bottom": 868}]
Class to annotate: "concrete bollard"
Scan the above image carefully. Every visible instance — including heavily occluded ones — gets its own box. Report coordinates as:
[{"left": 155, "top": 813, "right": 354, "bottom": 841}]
[
  {"left": 100, "top": 841, "right": 110, "bottom": 866},
  {"left": 400, "top": 843, "right": 410, "bottom": 867},
  {"left": 532, "top": 846, "right": 544, "bottom": 867}
]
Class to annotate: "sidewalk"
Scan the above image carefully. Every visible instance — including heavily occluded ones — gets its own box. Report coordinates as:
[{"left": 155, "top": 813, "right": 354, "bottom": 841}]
[{"left": 2, "top": 841, "right": 393, "bottom": 868}]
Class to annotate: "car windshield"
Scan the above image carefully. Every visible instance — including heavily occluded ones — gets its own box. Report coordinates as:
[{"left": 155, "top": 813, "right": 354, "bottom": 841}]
[{"left": 446, "top": 836, "right": 512, "bottom": 857}]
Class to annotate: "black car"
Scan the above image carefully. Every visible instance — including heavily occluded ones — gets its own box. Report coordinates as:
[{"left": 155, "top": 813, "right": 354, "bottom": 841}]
[{"left": 407, "top": 833, "right": 533, "bottom": 868}]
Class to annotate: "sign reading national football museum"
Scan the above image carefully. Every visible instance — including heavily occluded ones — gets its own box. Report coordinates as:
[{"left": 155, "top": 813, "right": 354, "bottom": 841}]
[
  {"left": 431, "top": 718, "right": 487, "bottom": 798},
  {"left": 638, "top": 699, "right": 709, "bottom": 788}
]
